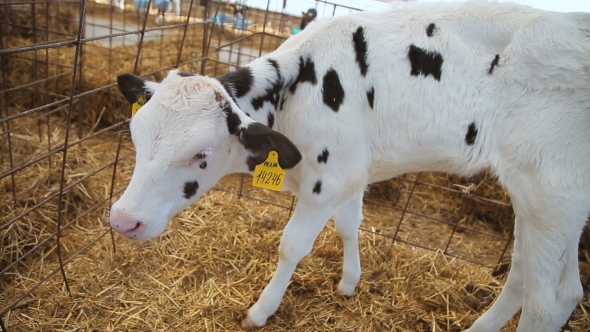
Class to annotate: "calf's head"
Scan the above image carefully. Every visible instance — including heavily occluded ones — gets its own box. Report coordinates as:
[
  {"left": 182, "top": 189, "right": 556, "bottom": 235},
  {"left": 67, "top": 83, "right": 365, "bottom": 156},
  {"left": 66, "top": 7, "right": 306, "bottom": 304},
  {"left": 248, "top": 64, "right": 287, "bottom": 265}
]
[{"left": 110, "top": 70, "right": 301, "bottom": 240}]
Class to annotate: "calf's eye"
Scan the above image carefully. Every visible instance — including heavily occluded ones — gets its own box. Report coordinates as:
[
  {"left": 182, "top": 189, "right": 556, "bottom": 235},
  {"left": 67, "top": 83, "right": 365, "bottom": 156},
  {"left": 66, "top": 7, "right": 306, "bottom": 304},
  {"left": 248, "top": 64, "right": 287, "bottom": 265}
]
[{"left": 194, "top": 152, "right": 206, "bottom": 160}]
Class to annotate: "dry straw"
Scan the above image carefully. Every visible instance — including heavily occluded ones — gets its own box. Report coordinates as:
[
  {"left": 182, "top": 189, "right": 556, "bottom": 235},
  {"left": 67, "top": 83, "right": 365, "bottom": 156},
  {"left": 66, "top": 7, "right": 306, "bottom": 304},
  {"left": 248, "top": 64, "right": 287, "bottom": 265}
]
[{"left": 1, "top": 2, "right": 589, "bottom": 332}]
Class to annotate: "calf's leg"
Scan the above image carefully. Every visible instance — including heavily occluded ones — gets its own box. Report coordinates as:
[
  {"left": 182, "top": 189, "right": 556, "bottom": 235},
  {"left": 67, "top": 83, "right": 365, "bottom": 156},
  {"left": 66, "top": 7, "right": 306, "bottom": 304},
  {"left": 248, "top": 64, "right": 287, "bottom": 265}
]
[
  {"left": 467, "top": 175, "right": 588, "bottom": 332},
  {"left": 242, "top": 196, "right": 337, "bottom": 328},
  {"left": 333, "top": 191, "right": 364, "bottom": 296},
  {"left": 464, "top": 216, "right": 524, "bottom": 332}
]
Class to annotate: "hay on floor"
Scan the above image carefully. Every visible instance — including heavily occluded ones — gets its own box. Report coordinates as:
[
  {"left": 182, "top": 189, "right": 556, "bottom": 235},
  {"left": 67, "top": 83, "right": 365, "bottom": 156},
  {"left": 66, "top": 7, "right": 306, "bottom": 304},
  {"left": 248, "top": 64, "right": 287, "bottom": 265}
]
[{"left": 1, "top": 3, "right": 590, "bottom": 331}]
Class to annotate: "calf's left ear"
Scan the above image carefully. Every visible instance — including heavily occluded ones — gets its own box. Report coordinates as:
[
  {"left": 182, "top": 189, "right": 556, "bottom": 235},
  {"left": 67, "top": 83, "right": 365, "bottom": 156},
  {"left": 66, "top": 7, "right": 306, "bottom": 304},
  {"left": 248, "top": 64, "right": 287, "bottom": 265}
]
[
  {"left": 239, "top": 123, "right": 302, "bottom": 170},
  {"left": 117, "top": 73, "right": 158, "bottom": 104}
]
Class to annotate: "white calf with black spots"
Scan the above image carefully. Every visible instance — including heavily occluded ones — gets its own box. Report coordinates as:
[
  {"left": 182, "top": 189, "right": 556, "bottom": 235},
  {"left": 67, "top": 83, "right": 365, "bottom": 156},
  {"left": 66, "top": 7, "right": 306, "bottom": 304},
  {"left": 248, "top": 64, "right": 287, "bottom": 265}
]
[{"left": 110, "top": 1, "right": 590, "bottom": 331}]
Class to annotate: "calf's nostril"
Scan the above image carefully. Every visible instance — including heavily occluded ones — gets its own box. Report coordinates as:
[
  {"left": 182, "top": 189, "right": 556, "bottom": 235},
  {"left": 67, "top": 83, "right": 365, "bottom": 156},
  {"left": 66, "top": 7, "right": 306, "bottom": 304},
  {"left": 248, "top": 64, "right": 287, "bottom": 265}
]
[{"left": 111, "top": 219, "right": 145, "bottom": 234}]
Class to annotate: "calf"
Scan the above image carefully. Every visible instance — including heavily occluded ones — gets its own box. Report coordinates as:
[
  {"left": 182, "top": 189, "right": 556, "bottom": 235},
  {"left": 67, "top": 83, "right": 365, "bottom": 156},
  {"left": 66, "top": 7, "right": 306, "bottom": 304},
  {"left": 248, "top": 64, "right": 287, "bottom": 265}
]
[
  {"left": 300, "top": 8, "right": 317, "bottom": 30},
  {"left": 110, "top": 1, "right": 590, "bottom": 331}
]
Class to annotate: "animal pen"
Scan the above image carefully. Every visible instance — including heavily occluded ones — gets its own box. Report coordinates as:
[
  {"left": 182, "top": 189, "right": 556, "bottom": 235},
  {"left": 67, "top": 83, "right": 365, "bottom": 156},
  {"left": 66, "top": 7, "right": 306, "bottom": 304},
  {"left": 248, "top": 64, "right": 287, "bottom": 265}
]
[{"left": 1, "top": 0, "right": 589, "bottom": 331}]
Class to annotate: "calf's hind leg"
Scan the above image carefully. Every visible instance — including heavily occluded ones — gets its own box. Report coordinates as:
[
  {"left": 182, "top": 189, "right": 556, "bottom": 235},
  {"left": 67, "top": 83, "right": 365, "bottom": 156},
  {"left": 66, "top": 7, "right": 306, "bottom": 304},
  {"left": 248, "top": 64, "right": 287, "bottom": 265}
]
[
  {"left": 468, "top": 176, "right": 588, "bottom": 332},
  {"left": 464, "top": 216, "right": 525, "bottom": 332}
]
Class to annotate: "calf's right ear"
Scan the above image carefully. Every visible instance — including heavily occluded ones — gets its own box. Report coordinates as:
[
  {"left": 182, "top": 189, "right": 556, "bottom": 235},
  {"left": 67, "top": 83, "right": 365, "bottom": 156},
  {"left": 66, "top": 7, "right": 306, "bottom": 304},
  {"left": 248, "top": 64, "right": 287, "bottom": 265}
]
[
  {"left": 238, "top": 122, "right": 302, "bottom": 170},
  {"left": 117, "top": 73, "right": 158, "bottom": 104}
]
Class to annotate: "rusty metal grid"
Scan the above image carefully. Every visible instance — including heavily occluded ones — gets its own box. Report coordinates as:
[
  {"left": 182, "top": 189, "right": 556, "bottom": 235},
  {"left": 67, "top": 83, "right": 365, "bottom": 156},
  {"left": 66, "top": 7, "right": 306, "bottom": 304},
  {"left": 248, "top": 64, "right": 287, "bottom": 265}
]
[{"left": 0, "top": 1, "right": 588, "bottom": 331}]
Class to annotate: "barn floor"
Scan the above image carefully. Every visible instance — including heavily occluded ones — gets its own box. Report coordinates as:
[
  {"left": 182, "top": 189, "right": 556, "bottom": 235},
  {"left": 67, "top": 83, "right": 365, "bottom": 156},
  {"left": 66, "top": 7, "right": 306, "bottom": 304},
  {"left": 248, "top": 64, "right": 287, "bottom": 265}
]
[
  {"left": 2, "top": 2, "right": 590, "bottom": 330},
  {"left": 2, "top": 131, "right": 589, "bottom": 331}
]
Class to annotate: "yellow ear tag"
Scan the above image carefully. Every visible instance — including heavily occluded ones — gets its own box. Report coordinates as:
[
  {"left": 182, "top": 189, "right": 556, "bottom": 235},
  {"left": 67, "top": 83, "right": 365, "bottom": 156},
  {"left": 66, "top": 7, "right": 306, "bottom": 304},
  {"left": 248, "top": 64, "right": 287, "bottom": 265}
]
[
  {"left": 131, "top": 95, "right": 146, "bottom": 117},
  {"left": 252, "top": 151, "right": 285, "bottom": 191}
]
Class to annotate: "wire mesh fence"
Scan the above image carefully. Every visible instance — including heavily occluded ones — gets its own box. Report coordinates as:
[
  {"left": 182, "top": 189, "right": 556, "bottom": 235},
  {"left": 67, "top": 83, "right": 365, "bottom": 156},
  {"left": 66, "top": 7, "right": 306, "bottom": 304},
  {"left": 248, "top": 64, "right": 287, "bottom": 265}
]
[{"left": 1, "top": 0, "right": 589, "bottom": 331}]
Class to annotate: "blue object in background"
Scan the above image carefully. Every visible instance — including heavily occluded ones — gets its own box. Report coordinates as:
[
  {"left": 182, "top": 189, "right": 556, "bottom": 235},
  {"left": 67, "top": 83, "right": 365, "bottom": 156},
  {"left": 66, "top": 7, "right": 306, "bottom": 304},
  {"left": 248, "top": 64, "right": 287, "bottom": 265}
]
[
  {"left": 216, "top": 13, "right": 233, "bottom": 25},
  {"left": 233, "top": 18, "right": 251, "bottom": 30},
  {"left": 292, "top": 27, "right": 302, "bottom": 35},
  {"left": 154, "top": 0, "right": 170, "bottom": 11},
  {"left": 134, "top": 0, "right": 149, "bottom": 9}
]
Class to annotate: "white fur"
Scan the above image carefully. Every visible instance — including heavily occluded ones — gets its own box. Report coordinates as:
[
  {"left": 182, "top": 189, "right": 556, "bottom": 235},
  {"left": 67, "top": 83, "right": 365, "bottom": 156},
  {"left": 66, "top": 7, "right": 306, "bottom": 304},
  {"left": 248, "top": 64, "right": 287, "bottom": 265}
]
[{"left": 111, "top": 1, "right": 590, "bottom": 331}]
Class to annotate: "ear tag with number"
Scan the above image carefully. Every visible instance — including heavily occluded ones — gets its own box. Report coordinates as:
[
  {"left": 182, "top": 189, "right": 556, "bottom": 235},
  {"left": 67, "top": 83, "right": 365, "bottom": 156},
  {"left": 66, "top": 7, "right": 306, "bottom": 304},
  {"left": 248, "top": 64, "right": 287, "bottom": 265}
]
[
  {"left": 131, "top": 95, "right": 146, "bottom": 117},
  {"left": 252, "top": 151, "right": 285, "bottom": 191}
]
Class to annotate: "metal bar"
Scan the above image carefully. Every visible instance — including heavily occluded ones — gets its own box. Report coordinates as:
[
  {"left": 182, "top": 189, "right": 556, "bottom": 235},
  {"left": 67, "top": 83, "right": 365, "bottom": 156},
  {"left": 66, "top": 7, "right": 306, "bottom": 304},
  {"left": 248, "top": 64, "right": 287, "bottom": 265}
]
[
  {"left": 133, "top": 0, "right": 153, "bottom": 74},
  {"left": 53, "top": 0, "right": 90, "bottom": 296},
  {"left": 258, "top": 0, "right": 271, "bottom": 58},
  {"left": 200, "top": 1, "right": 219, "bottom": 75},
  {"left": 214, "top": 31, "right": 287, "bottom": 52},
  {"left": 392, "top": 173, "right": 421, "bottom": 240},
  {"left": 175, "top": 0, "right": 196, "bottom": 67},
  {"left": 443, "top": 195, "right": 469, "bottom": 255},
  {"left": 314, "top": 0, "right": 361, "bottom": 11},
  {"left": 0, "top": 12, "right": 18, "bottom": 207},
  {"left": 495, "top": 207, "right": 514, "bottom": 265},
  {"left": 0, "top": 39, "right": 77, "bottom": 57}
]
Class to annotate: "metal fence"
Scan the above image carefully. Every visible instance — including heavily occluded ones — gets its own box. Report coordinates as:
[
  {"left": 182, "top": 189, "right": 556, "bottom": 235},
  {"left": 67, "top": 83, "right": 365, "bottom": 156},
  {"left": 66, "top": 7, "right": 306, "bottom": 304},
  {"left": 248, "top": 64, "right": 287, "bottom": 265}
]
[{"left": 0, "top": 0, "right": 588, "bottom": 331}]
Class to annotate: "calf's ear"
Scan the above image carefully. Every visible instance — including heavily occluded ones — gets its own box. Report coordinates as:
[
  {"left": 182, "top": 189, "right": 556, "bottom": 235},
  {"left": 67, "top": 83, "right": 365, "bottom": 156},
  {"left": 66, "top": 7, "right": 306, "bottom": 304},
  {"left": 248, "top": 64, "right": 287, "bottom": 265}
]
[
  {"left": 238, "top": 123, "right": 302, "bottom": 170},
  {"left": 117, "top": 73, "right": 158, "bottom": 104}
]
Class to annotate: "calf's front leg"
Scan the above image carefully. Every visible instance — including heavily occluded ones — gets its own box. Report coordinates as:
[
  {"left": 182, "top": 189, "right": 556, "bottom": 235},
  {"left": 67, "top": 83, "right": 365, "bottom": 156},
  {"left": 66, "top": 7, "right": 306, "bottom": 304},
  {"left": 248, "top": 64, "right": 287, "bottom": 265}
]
[
  {"left": 333, "top": 191, "right": 364, "bottom": 296},
  {"left": 242, "top": 197, "right": 336, "bottom": 328}
]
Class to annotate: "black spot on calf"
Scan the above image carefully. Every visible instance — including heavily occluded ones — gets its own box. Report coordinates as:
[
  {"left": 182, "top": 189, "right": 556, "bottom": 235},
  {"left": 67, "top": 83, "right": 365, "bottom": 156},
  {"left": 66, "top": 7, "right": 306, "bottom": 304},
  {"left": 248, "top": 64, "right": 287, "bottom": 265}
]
[
  {"left": 312, "top": 180, "right": 322, "bottom": 194},
  {"left": 367, "top": 87, "right": 375, "bottom": 109},
  {"left": 267, "top": 112, "right": 275, "bottom": 129},
  {"left": 408, "top": 44, "right": 443, "bottom": 81},
  {"left": 322, "top": 68, "right": 345, "bottom": 112},
  {"left": 317, "top": 149, "right": 329, "bottom": 163},
  {"left": 177, "top": 71, "right": 196, "bottom": 77},
  {"left": 250, "top": 60, "right": 283, "bottom": 111},
  {"left": 251, "top": 96, "right": 265, "bottom": 110},
  {"left": 488, "top": 54, "right": 500, "bottom": 74},
  {"left": 183, "top": 181, "right": 199, "bottom": 199},
  {"left": 267, "top": 58, "right": 280, "bottom": 78},
  {"left": 290, "top": 57, "right": 317, "bottom": 93},
  {"left": 223, "top": 104, "right": 242, "bottom": 134},
  {"left": 465, "top": 122, "right": 478, "bottom": 145},
  {"left": 217, "top": 67, "right": 254, "bottom": 98},
  {"left": 214, "top": 91, "right": 223, "bottom": 103},
  {"left": 352, "top": 26, "right": 369, "bottom": 76},
  {"left": 426, "top": 23, "right": 435, "bottom": 37},
  {"left": 251, "top": 85, "right": 281, "bottom": 111}
]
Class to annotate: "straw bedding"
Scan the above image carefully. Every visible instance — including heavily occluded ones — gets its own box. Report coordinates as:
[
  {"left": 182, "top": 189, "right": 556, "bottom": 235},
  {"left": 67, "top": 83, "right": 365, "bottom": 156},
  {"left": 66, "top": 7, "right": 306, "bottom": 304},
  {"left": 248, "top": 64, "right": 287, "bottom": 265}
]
[
  {"left": 2, "top": 4, "right": 590, "bottom": 332},
  {"left": 2, "top": 134, "right": 589, "bottom": 331}
]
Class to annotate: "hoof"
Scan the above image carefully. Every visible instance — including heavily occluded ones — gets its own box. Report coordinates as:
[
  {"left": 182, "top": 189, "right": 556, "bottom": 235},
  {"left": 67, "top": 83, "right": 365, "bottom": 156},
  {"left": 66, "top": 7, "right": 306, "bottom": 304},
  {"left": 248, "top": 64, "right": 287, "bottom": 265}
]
[
  {"left": 241, "top": 316, "right": 264, "bottom": 330},
  {"left": 335, "top": 282, "right": 356, "bottom": 297}
]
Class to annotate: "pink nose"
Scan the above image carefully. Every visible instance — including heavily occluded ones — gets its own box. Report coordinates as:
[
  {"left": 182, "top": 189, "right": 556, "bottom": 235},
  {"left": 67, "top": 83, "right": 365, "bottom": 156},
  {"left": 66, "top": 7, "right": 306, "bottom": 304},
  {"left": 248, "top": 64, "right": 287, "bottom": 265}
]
[{"left": 110, "top": 207, "right": 146, "bottom": 238}]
